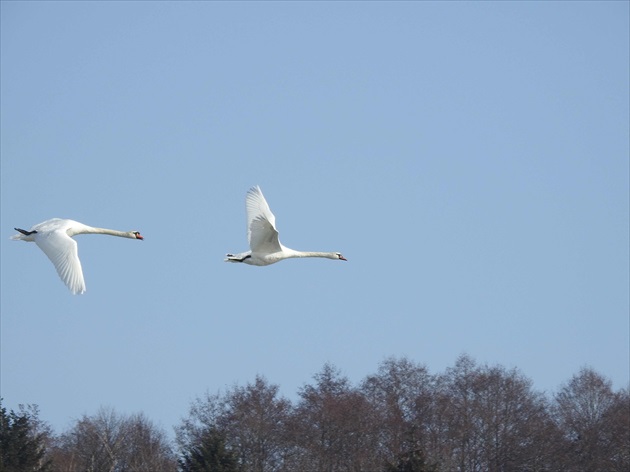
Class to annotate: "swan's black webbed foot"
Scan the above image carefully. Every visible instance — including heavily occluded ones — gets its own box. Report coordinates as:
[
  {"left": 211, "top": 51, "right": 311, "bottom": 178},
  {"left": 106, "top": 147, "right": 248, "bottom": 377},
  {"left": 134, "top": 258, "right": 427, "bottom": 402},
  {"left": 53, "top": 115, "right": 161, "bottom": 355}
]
[
  {"left": 15, "top": 228, "right": 37, "bottom": 236},
  {"left": 226, "top": 254, "right": 251, "bottom": 262}
]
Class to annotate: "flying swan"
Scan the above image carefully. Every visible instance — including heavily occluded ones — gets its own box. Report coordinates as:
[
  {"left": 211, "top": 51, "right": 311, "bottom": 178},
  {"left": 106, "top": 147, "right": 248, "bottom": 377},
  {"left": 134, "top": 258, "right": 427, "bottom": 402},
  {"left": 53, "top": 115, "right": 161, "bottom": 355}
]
[
  {"left": 11, "top": 218, "right": 143, "bottom": 294},
  {"left": 225, "top": 186, "right": 347, "bottom": 266}
]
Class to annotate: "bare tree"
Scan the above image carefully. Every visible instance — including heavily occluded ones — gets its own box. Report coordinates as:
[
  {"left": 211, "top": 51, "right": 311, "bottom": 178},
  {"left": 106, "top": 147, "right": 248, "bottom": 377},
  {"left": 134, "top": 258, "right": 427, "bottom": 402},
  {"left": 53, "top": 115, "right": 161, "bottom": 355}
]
[
  {"left": 177, "top": 391, "right": 227, "bottom": 457},
  {"left": 361, "top": 357, "right": 436, "bottom": 469},
  {"left": 219, "top": 376, "right": 292, "bottom": 472},
  {"left": 49, "top": 406, "right": 176, "bottom": 472},
  {"left": 51, "top": 407, "right": 126, "bottom": 472},
  {"left": 601, "top": 387, "right": 630, "bottom": 471},
  {"left": 290, "top": 363, "right": 380, "bottom": 472},
  {"left": 435, "top": 354, "right": 561, "bottom": 472},
  {"left": 173, "top": 358, "right": 628, "bottom": 472},
  {"left": 554, "top": 367, "right": 629, "bottom": 471},
  {"left": 121, "top": 412, "right": 177, "bottom": 472},
  {"left": 433, "top": 354, "right": 482, "bottom": 471}
]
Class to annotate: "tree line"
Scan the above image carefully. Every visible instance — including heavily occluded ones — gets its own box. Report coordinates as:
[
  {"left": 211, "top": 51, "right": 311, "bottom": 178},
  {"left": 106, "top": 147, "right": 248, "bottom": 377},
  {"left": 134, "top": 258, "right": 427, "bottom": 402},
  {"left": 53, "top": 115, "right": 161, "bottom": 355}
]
[{"left": 1, "top": 354, "right": 628, "bottom": 471}]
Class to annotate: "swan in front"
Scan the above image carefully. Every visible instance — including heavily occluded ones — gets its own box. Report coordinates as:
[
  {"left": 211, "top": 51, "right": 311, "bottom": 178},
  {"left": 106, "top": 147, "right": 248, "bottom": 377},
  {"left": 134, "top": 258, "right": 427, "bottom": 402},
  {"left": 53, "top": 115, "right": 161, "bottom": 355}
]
[
  {"left": 11, "top": 218, "right": 143, "bottom": 294},
  {"left": 225, "top": 186, "right": 347, "bottom": 266}
]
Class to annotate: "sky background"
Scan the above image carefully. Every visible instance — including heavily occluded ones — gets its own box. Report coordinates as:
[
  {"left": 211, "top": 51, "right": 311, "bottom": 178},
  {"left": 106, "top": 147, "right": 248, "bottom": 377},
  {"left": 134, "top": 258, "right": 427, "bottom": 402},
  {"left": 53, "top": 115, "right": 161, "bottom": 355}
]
[{"left": 1, "top": 1, "right": 628, "bottom": 437}]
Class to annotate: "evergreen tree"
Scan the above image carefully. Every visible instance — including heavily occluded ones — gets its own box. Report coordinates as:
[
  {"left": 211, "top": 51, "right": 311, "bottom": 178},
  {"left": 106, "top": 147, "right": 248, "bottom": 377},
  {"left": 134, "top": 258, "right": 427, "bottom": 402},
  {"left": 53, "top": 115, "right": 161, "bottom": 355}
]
[
  {"left": 179, "top": 427, "right": 238, "bottom": 472},
  {"left": 0, "top": 400, "right": 51, "bottom": 472},
  {"left": 385, "top": 448, "right": 439, "bottom": 472}
]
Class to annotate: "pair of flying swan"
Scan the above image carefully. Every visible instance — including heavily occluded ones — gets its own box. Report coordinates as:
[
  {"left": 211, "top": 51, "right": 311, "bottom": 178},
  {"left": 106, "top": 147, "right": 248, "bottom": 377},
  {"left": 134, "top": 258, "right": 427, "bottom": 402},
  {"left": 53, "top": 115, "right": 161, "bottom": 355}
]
[{"left": 11, "top": 186, "right": 347, "bottom": 294}]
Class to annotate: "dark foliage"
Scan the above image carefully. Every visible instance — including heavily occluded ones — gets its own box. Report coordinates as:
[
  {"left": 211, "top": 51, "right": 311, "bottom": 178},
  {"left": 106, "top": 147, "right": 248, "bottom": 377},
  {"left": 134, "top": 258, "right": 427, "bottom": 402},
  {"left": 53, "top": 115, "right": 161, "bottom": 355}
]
[
  {"left": 0, "top": 400, "right": 51, "bottom": 472},
  {"left": 179, "top": 428, "right": 238, "bottom": 472},
  {"left": 384, "top": 448, "right": 439, "bottom": 472}
]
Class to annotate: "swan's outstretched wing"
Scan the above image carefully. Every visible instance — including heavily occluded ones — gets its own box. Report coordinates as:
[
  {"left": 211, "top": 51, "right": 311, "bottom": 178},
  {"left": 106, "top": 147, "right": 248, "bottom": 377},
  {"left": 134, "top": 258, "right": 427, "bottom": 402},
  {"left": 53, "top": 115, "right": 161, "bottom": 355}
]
[
  {"left": 246, "top": 186, "right": 282, "bottom": 254},
  {"left": 35, "top": 228, "right": 86, "bottom": 295}
]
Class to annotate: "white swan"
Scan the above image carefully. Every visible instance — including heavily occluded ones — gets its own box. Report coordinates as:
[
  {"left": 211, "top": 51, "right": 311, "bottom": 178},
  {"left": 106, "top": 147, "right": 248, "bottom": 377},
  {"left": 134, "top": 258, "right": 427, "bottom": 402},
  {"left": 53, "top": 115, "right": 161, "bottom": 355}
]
[
  {"left": 11, "top": 218, "right": 143, "bottom": 294},
  {"left": 225, "top": 186, "right": 347, "bottom": 266}
]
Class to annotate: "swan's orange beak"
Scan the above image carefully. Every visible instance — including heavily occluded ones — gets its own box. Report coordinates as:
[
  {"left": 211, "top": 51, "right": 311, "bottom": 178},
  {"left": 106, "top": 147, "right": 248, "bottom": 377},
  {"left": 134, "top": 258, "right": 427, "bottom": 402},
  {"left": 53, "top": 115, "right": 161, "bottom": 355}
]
[
  {"left": 136, "top": 234, "right": 144, "bottom": 240},
  {"left": 339, "top": 255, "right": 347, "bottom": 261}
]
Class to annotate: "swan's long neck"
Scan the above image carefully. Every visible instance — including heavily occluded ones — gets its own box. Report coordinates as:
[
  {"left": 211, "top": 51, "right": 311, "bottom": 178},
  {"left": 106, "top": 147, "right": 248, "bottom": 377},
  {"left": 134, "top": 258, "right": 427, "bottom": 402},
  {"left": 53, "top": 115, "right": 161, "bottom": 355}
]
[
  {"left": 285, "top": 249, "right": 338, "bottom": 259},
  {"left": 72, "top": 226, "right": 135, "bottom": 239}
]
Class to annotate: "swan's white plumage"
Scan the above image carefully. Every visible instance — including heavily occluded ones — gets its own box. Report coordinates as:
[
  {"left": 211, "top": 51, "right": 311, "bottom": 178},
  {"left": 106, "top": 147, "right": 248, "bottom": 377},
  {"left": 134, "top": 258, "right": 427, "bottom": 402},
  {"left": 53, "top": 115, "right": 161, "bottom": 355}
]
[
  {"left": 34, "top": 223, "right": 86, "bottom": 294},
  {"left": 246, "top": 186, "right": 281, "bottom": 254},
  {"left": 11, "top": 218, "right": 143, "bottom": 294},
  {"left": 226, "top": 186, "right": 347, "bottom": 266}
]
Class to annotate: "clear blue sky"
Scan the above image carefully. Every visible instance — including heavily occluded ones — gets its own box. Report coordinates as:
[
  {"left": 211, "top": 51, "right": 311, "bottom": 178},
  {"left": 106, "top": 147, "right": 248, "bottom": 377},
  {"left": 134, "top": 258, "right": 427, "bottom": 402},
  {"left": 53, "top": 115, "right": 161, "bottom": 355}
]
[{"left": 2, "top": 1, "right": 628, "bottom": 435}]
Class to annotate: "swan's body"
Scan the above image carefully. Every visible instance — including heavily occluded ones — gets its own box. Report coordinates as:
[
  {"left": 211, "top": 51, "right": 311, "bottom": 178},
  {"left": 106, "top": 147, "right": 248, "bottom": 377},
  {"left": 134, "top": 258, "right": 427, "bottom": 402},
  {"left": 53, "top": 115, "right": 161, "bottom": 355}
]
[
  {"left": 11, "top": 218, "right": 143, "bottom": 294},
  {"left": 225, "top": 186, "right": 346, "bottom": 266}
]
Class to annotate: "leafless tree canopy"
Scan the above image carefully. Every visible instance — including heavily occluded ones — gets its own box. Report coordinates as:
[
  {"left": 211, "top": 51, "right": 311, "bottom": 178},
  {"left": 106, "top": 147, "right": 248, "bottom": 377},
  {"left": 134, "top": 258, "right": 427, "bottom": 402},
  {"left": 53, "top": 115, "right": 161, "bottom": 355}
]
[
  {"left": 45, "top": 407, "right": 177, "bottom": 472},
  {"left": 175, "top": 357, "right": 628, "bottom": 472},
  {"left": 3, "top": 356, "right": 628, "bottom": 472}
]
